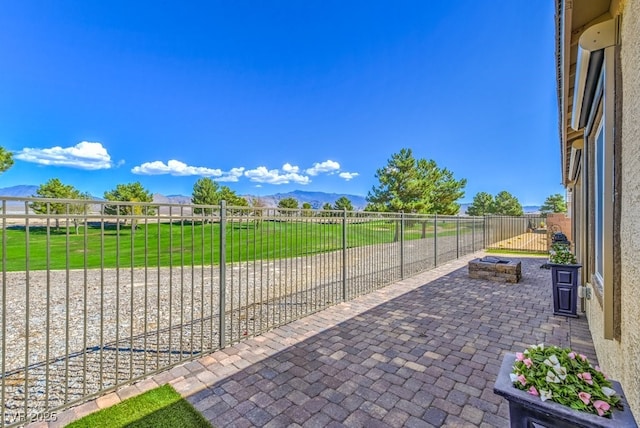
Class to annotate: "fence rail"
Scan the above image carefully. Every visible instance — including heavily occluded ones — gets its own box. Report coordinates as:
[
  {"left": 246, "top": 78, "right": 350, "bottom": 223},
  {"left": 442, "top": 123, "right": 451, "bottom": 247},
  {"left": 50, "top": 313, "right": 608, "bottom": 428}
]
[
  {"left": 484, "top": 214, "right": 548, "bottom": 253},
  {"left": 1, "top": 197, "right": 539, "bottom": 426}
]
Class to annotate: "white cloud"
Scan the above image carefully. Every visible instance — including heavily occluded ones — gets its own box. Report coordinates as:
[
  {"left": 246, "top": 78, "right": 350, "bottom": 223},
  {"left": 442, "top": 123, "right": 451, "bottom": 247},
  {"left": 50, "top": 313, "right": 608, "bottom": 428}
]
[
  {"left": 339, "top": 172, "right": 359, "bottom": 181},
  {"left": 244, "top": 166, "right": 310, "bottom": 185},
  {"left": 15, "top": 141, "right": 113, "bottom": 170},
  {"left": 216, "top": 167, "right": 245, "bottom": 182},
  {"left": 131, "top": 160, "right": 244, "bottom": 181},
  {"left": 282, "top": 163, "right": 299, "bottom": 173},
  {"left": 306, "top": 160, "right": 340, "bottom": 176},
  {"left": 129, "top": 157, "right": 352, "bottom": 186},
  {"left": 132, "top": 160, "right": 221, "bottom": 176}
]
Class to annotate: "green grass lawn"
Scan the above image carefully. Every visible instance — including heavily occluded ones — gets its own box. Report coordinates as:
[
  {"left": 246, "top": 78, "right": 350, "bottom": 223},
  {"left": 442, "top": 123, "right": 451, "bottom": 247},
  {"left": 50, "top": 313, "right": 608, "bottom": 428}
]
[
  {"left": 2, "top": 218, "right": 474, "bottom": 271},
  {"left": 67, "top": 385, "right": 211, "bottom": 428},
  {"left": 65, "top": 384, "right": 211, "bottom": 428}
]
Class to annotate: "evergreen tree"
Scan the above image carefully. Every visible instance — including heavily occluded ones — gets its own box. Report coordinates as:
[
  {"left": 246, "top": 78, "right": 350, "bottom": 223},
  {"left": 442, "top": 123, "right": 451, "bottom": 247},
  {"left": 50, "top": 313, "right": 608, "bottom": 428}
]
[
  {"left": 219, "top": 186, "right": 248, "bottom": 207},
  {"left": 540, "top": 193, "right": 567, "bottom": 215},
  {"left": 367, "top": 148, "right": 466, "bottom": 214},
  {"left": 420, "top": 159, "right": 467, "bottom": 215},
  {"left": 191, "top": 177, "right": 220, "bottom": 216},
  {"left": 277, "top": 197, "right": 299, "bottom": 216},
  {"left": 31, "top": 178, "right": 91, "bottom": 230},
  {"left": 320, "top": 202, "right": 333, "bottom": 217},
  {"left": 333, "top": 196, "right": 353, "bottom": 211},
  {"left": 103, "top": 182, "right": 155, "bottom": 221},
  {"left": 492, "top": 191, "right": 523, "bottom": 216},
  {"left": 301, "top": 202, "right": 313, "bottom": 217},
  {"left": 0, "top": 147, "right": 13, "bottom": 174},
  {"left": 466, "top": 192, "right": 495, "bottom": 216}
]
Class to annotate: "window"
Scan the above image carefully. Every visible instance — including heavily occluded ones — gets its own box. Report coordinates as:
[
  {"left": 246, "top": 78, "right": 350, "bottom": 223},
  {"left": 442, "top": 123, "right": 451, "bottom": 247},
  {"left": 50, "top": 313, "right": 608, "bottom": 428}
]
[
  {"left": 594, "top": 119, "right": 605, "bottom": 286},
  {"left": 572, "top": 18, "right": 617, "bottom": 339},
  {"left": 585, "top": 45, "right": 616, "bottom": 339}
]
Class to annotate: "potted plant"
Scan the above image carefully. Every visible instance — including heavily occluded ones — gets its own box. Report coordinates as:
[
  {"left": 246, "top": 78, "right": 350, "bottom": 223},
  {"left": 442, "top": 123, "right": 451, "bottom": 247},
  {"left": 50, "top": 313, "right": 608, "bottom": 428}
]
[
  {"left": 494, "top": 344, "right": 638, "bottom": 427},
  {"left": 548, "top": 242, "right": 581, "bottom": 317}
]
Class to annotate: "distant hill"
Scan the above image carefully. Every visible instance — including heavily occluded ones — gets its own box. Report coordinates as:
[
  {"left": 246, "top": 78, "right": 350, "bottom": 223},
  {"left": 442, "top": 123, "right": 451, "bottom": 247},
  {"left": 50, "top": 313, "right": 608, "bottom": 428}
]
[
  {"left": 522, "top": 206, "right": 542, "bottom": 214},
  {"left": 248, "top": 190, "right": 368, "bottom": 210},
  {"left": 0, "top": 185, "right": 541, "bottom": 213},
  {"left": 0, "top": 185, "right": 38, "bottom": 197},
  {"left": 0, "top": 186, "right": 367, "bottom": 210},
  {"left": 152, "top": 193, "right": 192, "bottom": 205},
  {"left": 152, "top": 190, "right": 368, "bottom": 210}
]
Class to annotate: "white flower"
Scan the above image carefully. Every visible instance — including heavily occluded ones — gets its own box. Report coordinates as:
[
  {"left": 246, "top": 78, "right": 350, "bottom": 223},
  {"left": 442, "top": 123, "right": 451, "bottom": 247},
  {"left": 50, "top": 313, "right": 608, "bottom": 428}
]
[
  {"left": 601, "top": 386, "right": 617, "bottom": 397},
  {"left": 540, "top": 389, "right": 553, "bottom": 402},
  {"left": 543, "top": 355, "right": 559, "bottom": 367},
  {"left": 509, "top": 373, "right": 519, "bottom": 383},
  {"left": 553, "top": 365, "right": 568, "bottom": 380},
  {"left": 546, "top": 370, "right": 561, "bottom": 383}
]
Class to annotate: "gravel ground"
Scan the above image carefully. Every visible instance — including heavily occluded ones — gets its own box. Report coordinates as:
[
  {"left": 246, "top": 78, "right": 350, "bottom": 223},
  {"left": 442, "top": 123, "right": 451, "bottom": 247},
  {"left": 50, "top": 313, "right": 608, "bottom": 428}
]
[{"left": 0, "top": 235, "right": 478, "bottom": 421}]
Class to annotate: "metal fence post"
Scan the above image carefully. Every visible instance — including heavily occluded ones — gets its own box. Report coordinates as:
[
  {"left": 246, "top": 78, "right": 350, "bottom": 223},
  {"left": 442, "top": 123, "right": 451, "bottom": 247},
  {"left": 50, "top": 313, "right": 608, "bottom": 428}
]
[
  {"left": 434, "top": 214, "right": 438, "bottom": 267},
  {"left": 219, "top": 200, "right": 226, "bottom": 349},
  {"left": 483, "top": 216, "right": 487, "bottom": 250},
  {"left": 342, "top": 209, "right": 347, "bottom": 301},
  {"left": 471, "top": 217, "right": 475, "bottom": 252},
  {"left": 400, "top": 211, "right": 405, "bottom": 279},
  {"left": 456, "top": 216, "right": 460, "bottom": 258}
]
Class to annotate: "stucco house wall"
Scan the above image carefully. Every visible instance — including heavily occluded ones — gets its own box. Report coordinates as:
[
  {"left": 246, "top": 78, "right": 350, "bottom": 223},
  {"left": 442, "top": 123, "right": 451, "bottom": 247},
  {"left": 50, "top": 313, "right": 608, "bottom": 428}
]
[
  {"left": 618, "top": 0, "right": 640, "bottom": 414},
  {"left": 579, "top": 0, "right": 640, "bottom": 416},
  {"left": 557, "top": 0, "right": 640, "bottom": 417}
]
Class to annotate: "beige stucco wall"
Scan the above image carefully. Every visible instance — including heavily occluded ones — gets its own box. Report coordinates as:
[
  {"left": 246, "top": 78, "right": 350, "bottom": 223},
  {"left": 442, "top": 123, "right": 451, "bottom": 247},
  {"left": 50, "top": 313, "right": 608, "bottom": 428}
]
[
  {"left": 619, "top": 0, "right": 640, "bottom": 415},
  {"left": 587, "top": 0, "right": 640, "bottom": 417}
]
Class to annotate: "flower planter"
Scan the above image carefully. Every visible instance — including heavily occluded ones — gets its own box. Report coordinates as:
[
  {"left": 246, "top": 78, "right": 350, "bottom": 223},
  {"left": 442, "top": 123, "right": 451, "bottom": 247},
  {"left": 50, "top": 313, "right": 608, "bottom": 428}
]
[
  {"left": 550, "top": 263, "right": 581, "bottom": 317},
  {"left": 494, "top": 353, "right": 638, "bottom": 428}
]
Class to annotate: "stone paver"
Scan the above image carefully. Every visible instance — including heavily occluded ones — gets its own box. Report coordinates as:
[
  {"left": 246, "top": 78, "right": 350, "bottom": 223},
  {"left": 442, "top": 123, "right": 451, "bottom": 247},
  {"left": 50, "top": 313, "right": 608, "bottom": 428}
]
[{"left": 41, "top": 253, "right": 597, "bottom": 427}]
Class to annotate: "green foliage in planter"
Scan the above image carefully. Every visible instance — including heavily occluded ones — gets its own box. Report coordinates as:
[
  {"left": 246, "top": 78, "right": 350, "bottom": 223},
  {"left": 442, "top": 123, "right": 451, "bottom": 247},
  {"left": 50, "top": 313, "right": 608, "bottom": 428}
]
[
  {"left": 511, "top": 344, "right": 622, "bottom": 417},
  {"left": 549, "top": 242, "right": 577, "bottom": 265}
]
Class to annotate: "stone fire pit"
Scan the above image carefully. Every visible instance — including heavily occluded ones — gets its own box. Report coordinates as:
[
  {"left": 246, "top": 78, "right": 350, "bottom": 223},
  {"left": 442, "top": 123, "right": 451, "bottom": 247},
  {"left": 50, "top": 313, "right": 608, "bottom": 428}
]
[{"left": 468, "top": 256, "right": 521, "bottom": 283}]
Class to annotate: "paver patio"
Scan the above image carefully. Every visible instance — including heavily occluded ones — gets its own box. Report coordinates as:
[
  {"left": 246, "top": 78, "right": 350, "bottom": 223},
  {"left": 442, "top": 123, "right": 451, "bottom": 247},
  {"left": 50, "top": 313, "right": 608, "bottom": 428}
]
[{"left": 40, "top": 251, "right": 596, "bottom": 427}]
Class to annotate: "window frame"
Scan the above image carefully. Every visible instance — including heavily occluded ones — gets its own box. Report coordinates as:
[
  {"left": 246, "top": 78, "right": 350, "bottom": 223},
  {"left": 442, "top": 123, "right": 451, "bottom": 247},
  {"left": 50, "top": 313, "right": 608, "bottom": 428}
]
[{"left": 583, "top": 45, "right": 616, "bottom": 339}]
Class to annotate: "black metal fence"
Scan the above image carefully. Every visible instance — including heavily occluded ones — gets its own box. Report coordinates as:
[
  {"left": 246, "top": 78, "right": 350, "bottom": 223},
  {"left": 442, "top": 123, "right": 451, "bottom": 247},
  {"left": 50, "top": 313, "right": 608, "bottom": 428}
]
[
  {"left": 0, "top": 196, "right": 536, "bottom": 426},
  {"left": 0, "top": 198, "right": 484, "bottom": 427}
]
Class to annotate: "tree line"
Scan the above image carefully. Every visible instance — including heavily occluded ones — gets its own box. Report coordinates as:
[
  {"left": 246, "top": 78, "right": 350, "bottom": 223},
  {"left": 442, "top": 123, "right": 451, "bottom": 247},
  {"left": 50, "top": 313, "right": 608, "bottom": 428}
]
[
  {"left": 465, "top": 191, "right": 567, "bottom": 216},
  {"left": 1, "top": 145, "right": 566, "bottom": 218},
  {"left": 21, "top": 177, "right": 359, "bottom": 219}
]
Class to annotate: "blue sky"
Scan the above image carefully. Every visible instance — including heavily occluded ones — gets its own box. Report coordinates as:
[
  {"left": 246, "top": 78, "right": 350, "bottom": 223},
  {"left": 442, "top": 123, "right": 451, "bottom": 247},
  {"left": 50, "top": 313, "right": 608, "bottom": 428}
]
[{"left": 0, "top": 1, "right": 562, "bottom": 205}]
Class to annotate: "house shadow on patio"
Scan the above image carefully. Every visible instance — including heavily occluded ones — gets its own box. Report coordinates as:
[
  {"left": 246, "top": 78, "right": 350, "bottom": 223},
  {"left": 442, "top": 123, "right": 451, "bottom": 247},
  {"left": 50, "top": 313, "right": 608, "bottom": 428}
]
[{"left": 57, "top": 253, "right": 596, "bottom": 427}]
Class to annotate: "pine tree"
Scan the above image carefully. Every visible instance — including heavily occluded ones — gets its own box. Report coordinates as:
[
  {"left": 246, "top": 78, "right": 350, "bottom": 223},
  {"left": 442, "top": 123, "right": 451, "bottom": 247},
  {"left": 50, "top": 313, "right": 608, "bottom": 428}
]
[{"left": 367, "top": 148, "right": 466, "bottom": 214}]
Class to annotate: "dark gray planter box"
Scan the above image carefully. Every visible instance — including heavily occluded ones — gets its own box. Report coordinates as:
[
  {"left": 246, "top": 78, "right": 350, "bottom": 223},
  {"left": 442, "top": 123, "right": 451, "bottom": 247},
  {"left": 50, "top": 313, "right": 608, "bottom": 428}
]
[
  {"left": 494, "top": 353, "right": 638, "bottom": 428},
  {"left": 550, "top": 263, "right": 581, "bottom": 317}
]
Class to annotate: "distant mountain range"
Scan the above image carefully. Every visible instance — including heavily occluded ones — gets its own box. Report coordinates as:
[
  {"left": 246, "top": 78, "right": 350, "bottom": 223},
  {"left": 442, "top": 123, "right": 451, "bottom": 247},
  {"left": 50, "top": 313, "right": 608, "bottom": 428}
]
[
  {"left": 0, "top": 185, "right": 540, "bottom": 213},
  {"left": 0, "top": 185, "right": 368, "bottom": 210}
]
